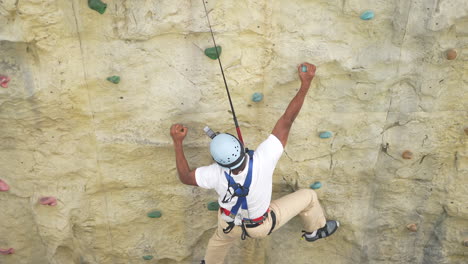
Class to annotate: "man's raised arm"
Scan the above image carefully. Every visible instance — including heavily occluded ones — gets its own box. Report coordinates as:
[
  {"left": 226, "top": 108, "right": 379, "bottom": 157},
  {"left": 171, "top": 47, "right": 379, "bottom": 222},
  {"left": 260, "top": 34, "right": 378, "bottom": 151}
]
[
  {"left": 272, "top": 63, "right": 316, "bottom": 147},
  {"left": 170, "top": 124, "right": 198, "bottom": 186}
]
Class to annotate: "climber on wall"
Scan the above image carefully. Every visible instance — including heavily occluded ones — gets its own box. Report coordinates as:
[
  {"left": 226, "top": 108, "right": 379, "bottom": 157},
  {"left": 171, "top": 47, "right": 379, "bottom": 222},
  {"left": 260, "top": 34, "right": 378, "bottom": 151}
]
[{"left": 170, "top": 63, "right": 339, "bottom": 264}]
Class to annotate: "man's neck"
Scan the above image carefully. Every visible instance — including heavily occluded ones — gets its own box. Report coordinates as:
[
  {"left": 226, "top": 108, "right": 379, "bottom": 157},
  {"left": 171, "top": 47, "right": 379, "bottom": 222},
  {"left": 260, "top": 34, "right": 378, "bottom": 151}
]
[{"left": 231, "top": 155, "right": 247, "bottom": 175}]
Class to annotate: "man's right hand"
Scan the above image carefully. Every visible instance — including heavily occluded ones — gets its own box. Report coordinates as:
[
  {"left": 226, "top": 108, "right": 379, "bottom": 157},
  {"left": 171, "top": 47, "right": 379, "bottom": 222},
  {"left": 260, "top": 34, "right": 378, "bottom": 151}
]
[
  {"left": 298, "top": 63, "right": 316, "bottom": 84},
  {"left": 170, "top": 124, "right": 188, "bottom": 142}
]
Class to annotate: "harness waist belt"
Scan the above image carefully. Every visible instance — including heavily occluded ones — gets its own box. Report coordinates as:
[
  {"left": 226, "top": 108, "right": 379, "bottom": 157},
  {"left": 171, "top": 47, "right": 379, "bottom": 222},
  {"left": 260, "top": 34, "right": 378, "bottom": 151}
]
[{"left": 221, "top": 208, "right": 270, "bottom": 224}]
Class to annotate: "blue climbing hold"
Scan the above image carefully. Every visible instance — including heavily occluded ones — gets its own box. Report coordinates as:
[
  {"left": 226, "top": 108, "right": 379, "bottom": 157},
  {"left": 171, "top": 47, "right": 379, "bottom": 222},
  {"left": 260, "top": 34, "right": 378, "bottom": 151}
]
[
  {"left": 301, "top": 65, "right": 307, "bottom": 72},
  {"left": 360, "top": 11, "right": 375, "bottom": 20},
  {"left": 319, "top": 131, "right": 332, "bottom": 139},
  {"left": 310, "top": 182, "right": 322, "bottom": 190},
  {"left": 252, "top": 92, "right": 263, "bottom": 102}
]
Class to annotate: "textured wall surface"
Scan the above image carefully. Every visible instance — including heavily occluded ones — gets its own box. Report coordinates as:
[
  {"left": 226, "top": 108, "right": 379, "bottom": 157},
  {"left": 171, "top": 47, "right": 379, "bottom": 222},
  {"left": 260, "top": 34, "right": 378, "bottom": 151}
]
[{"left": 0, "top": 0, "right": 467, "bottom": 263}]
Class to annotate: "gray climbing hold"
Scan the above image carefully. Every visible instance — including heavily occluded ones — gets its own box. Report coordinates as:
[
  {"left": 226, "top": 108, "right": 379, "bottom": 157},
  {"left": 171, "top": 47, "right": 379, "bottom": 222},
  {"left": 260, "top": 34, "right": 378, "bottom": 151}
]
[
  {"left": 310, "top": 182, "right": 322, "bottom": 190},
  {"left": 252, "top": 92, "right": 263, "bottom": 102},
  {"left": 107, "top": 76, "right": 120, "bottom": 84},
  {"left": 143, "top": 255, "right": 153, "bottom": 260},
  {"left": 319, "top": 131, "right": 332, "bottom": 139},
  {"left": 360, "top": 11, "right": 374, "bottom": 20},
  {"left": 147, "top": 210, "right": 162, "bottom": 218},
  {"left": 207, "top": 201, "right": 219, "bottom": 211}
]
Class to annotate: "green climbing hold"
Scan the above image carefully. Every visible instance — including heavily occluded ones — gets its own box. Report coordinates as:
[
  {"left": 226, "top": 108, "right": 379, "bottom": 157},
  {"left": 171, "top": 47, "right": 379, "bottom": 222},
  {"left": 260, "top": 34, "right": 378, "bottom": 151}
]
[
  {"left": 142, "top": 255, "right": 153, "bottom": 260},
  {"left": 107, "top": 76, "right": 120, "bottom": 84},
  {"left": 360, "top": 11, "right": 374, "bottom": 20},
  {"left": 204, "top": 46, "right": 222, "bottom": 60},
  {"left": 88, "top": 0, "right": 107, "bottom": 14},
  {"left": 301, "top": 65, "right": 307, "bottom": 72},
  {"left": 252, "top": 92, "right": 263, "bottom": 102},
  {"left": 207, "top": 201, "right": 219, "bottom": 211},
  {"left": 147, "top": 210, "right": 162, "bottom": 218},
  {"left": 310, "top": 182, "right": 322, "bottom": 190},
  {"left": 319, "top": 131, "right": 332, "bottom": 139}
]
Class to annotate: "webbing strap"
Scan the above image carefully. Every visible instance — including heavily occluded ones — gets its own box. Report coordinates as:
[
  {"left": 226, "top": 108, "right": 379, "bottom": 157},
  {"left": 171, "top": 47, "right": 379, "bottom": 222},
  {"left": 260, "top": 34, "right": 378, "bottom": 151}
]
[{"left": 224, "top": 150, "right": 254, "bottom": 216}]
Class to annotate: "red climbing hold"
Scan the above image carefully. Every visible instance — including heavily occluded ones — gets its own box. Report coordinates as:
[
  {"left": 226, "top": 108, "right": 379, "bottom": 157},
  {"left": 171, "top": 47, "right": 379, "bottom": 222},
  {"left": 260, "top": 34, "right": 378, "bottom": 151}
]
[
  {"left": 39, "top": 196, "right": 57, "bottom": 206},
  {"left": 0, "top": 75, "right": 10, "bottom": 88},
  {"left": 0, "top": 248, "right": 14, "bottom": 255},
  {"left": 0, "top": 180, "right": 9, "bottom": 191}
]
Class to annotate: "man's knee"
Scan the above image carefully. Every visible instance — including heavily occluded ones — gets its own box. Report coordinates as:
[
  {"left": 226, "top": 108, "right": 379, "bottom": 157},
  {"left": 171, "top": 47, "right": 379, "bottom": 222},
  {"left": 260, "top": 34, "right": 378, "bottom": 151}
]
[{"left": 297, "top": 188, "right": 319, "bottom": 202}]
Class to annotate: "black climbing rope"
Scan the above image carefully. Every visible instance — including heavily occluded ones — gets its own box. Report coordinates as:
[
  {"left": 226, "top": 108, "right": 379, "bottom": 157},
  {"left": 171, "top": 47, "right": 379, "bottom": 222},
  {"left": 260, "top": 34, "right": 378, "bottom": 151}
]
[{"left": 201, "top": 0, "right": 244, "bottom": 145}]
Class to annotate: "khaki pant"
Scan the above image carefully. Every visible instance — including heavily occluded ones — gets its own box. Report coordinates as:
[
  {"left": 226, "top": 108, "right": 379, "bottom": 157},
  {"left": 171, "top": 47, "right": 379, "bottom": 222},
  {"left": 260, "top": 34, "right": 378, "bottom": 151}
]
[{"left": 204, "top": 189, "right": 326, "bottom": 264}]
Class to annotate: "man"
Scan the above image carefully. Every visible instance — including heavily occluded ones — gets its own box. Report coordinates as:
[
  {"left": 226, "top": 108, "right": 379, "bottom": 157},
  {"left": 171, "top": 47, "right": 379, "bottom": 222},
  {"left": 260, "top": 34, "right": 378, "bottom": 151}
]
[{"left": 170, "top": 63, "right": 339, "bottom": 264}]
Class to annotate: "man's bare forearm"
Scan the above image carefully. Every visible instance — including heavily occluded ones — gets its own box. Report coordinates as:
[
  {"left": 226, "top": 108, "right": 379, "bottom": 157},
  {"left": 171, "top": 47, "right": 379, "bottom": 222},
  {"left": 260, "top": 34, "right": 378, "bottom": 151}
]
[
  {"left": 173, "top": 141, "right": 192, "bottom": 183},
  {"left": 272, "top": 63, "right": 316, "bottom": 147},
  {"left": 282, "top": 81, "right": 311, "bottom": 124}
]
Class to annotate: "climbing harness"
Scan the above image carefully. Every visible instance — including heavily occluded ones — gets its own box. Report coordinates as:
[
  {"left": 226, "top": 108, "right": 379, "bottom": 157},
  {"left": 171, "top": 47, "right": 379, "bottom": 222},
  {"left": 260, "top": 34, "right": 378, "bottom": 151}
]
[
  {"left": 201, "top": 0, "right": 244, "bottom": 145},
  {"left": 220, "top": 150, "right": 276, "bottom": 239}
]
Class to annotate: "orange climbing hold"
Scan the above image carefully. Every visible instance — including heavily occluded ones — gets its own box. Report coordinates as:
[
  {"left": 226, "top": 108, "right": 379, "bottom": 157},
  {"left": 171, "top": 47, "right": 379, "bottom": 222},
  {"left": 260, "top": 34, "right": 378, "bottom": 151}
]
[
  {"left": 39, "top": 196, "right": 57, "bottom": 206},
  {"left": 0, "top": 75, "right": 10, "bottom": 88},
  {"left": 406, "top": 223, "right": 418, "bottom": 232},
  {"left": 402, "top": 150, "right": 413, "bottom": 159},
  {"left": 0, "top": 180, "right": 9, "bottom": 191},
  {"left": 446, "top": 49, "right": 457, "bottom": 60},
  {"left": 0, "top": 248, "right": 14, "bottom": 255}
]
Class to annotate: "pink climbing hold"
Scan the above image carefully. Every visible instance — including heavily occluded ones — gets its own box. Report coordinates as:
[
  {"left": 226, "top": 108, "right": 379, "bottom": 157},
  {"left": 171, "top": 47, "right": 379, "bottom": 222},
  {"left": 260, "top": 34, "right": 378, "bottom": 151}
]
[
  {"left": 0, "top": 179, "right": 10, "bottom": 191},
  {"left": 0, "top": 75, "right": 10, "bottom": 88},
  {"left": 0, "top": 248, "right": 14, "bottom": 255},
  {"left": 39, "top": 196, "right": 57, "bottom": 206}
]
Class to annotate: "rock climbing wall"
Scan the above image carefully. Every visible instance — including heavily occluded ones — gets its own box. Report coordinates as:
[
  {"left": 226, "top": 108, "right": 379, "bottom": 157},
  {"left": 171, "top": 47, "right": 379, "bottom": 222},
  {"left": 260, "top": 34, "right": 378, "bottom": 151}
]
[{"left": 0, "top": 0, "right": 467, "bottom": 263}]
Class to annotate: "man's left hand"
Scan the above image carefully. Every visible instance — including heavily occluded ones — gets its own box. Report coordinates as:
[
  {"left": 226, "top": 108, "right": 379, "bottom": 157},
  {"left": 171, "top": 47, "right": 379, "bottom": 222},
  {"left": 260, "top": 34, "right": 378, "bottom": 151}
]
[{"left": 170, "top": 124, "right": 188, "bottom": 142}]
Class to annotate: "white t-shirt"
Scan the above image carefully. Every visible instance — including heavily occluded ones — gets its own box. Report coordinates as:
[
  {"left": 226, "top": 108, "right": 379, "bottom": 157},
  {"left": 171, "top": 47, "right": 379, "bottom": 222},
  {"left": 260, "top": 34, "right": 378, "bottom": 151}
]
[{"left": 195, "top": 134, "right": 284, "bottom": 219}]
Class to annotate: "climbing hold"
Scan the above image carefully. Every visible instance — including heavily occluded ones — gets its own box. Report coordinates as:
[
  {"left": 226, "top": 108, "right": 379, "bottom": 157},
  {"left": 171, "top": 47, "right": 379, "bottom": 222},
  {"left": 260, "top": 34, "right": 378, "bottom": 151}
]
[
  {"left": 360, "top": 11, "right": 375, "bottom": 20},
  {"left": 446, "top": 49, "right": 457, "bottom": 60},
  {"left": 142, "top": 255, "right": 154, "bottom": 260},
  {"left": 310, "top": 182, "right": 322, "bottom": 190},
  {"left": 0, "top": 248, "right": 14, "bottom": 255},
  {"left": 0, "top": 75, "right": 10, "bottom": 88},
  {"left": 464, "top": 127, "right": 468, "bottom": 135},
  {"left": 39, "top": 196, "right": 57, "bottom": 206},
  {"left": 463, "top": 239, "right": 468, "bottom": 247},
  {"left": 106, "top": 76, "right": 120, "bottom": 84},
  {"left": 88, "top": 0, "right": 107, "bottom": 14},
  {"left": 207, "top": 201, "right": 219, "bottom": 211},
  {"left": 0, "top": 179, "right": 9, "bottom": 191},
  {"left": 204, "top": 46, "right": 222, "bottom": 60},
  {"left": 147, "top": 210, "right": 162, "bottom": 218},
  {"left": 406, "top": 223, "right": 418, "bottom": 232},
  {"left": 402, "top": 150, "right": 413, "bottom": 159},
  {"left": 251, "top": 92, "right": 263, "bottom": 102},
  {"left": 301, "top": 65, "right": 307, "bottom": 72},
  {"left": 319, "top": 131, "right": 332, "bottom": 139}
]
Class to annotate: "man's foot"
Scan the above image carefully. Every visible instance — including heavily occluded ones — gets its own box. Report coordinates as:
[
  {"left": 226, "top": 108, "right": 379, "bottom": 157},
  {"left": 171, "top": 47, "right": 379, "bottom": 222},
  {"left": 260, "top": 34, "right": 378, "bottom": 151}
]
[{"left": 302, "top": 220, "right": 340, "bottom": 242}]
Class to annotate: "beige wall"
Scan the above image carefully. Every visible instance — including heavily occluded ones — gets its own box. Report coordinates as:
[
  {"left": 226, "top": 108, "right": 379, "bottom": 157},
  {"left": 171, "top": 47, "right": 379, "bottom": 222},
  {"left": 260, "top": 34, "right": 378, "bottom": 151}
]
[{"left": 0, "top": 0, "right": 467, "bottom": 263}]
